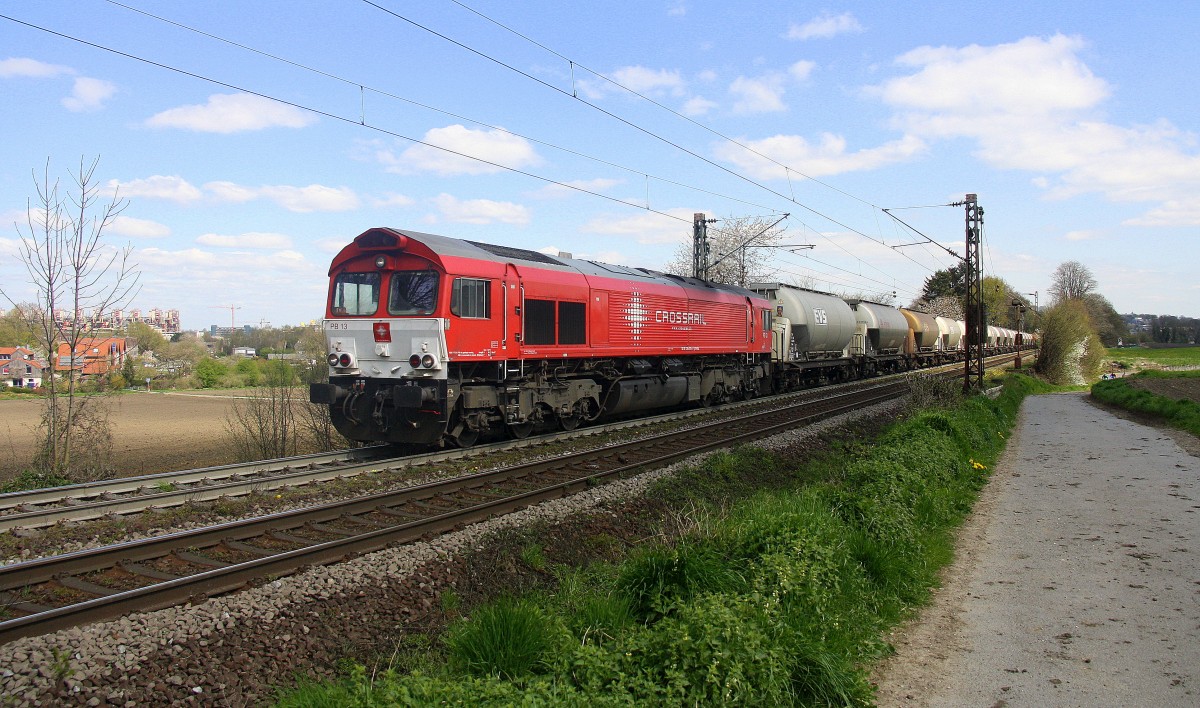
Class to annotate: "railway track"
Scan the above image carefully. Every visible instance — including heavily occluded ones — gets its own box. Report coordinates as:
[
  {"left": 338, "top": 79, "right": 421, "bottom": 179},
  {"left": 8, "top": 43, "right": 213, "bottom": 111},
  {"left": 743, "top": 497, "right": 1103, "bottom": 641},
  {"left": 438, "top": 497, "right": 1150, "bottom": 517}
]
[
  {"left": 0, "top": 384, "right": 862, "bottom": 534},
  {"left": 0, "top": 352, "right": 1030, "bottom": 534},
  {"left": 0, "top": 378, "right": 911, "bottom": 645}
]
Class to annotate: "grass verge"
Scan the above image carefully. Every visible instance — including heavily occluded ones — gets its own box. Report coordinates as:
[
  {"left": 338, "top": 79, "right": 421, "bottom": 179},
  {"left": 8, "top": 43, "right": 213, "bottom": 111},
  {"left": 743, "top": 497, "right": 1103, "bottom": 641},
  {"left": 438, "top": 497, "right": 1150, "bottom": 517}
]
[
  {"left": 1106, "top": 345, "right": 1200, "bottom": 369},
  {"left": 1091, "top": 370, "right": 1200, "bottom": 437},
  {"left": 275, "top": 374, "right": 1049, "bottom": 707}
]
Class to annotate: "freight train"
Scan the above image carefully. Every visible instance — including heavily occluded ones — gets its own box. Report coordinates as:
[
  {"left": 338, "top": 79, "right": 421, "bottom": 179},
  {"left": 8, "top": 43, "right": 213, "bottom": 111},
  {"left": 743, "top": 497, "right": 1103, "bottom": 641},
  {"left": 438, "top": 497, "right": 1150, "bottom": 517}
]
[{"left": 309, "top": 227, "right": 1033, "bottom": 447}]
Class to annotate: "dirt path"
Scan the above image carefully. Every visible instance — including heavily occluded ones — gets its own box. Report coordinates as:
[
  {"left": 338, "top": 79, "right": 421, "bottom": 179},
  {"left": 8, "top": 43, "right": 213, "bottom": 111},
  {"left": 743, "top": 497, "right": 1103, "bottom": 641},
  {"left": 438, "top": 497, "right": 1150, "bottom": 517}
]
[{"left": 872, "top": 392, "right": 1199, "bottom": 706}]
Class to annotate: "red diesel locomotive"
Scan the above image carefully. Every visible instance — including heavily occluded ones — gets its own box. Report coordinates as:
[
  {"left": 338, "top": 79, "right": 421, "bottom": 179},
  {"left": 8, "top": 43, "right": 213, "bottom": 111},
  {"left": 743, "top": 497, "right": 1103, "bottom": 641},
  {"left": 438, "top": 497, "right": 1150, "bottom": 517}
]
[{"left": 310, "top": 227, "right": 775, "bottom": 447}]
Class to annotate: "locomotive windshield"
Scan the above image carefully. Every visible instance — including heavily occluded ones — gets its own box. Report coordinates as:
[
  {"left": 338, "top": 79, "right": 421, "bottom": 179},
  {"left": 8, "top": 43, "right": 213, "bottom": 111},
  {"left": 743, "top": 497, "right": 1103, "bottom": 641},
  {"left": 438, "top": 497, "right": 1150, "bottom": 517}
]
[
  {"left": 389, "top": 270, "right": 439, "bottom": 316},
  {"left": 331, "top": 272, "right": 380, "bottom": 316}
]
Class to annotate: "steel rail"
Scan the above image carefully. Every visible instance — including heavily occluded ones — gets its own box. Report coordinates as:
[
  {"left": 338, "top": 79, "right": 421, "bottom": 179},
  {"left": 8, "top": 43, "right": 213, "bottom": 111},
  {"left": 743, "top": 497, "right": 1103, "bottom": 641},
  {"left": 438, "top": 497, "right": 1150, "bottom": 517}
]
[
  {"left": 0, "top": 446, "right": 390, "bottom": 512},
  {"left": 0, "top": 381, "right": 906, "bottom": 645}
]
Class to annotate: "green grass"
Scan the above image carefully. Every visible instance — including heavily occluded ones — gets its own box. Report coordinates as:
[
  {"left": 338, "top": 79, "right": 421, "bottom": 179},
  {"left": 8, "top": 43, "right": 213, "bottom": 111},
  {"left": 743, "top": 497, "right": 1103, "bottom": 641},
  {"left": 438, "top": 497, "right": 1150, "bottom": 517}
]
[
  {"left": 1107, "top": 345, "right": 1200, "bottom": 368},
  {"left": 274, "top": 373, "right": 1044, "bottom": 707},
  {"left": 0, "top": 469, "right": 73, "bottom": 493},
  {"left": 1091, "top": 370, "right": 1200, "bottom": 437}
]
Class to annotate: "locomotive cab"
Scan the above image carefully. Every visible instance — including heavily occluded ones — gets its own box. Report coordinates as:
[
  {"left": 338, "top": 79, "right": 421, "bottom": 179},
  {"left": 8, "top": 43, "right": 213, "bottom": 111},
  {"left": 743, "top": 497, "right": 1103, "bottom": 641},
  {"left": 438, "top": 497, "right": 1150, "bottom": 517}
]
[{"left": 310, "top": 230, "right": 457, "bottom": 446}]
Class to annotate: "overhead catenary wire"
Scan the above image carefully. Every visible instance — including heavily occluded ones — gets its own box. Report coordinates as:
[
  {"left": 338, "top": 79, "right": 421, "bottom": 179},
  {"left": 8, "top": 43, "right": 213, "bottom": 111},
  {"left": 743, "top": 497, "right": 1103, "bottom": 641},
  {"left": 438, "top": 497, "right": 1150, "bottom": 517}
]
[
  {"left": 5, "top": 5, "right": 964, "bottom": 299},
  {"left": 0, "top": 13, "right": 694, "bottom": 226},
  {"left": 359, "top": 0, "right": 937, "bottom": 276},
  {"left": 97, "top": 0, "right": 941, "bottom": 293},
  {"left": 100, "top": 0, "right": 780, "bottom": 216},
  {"left": 1, "top": 14, "right": 920, "bottom": 300},
  {"left": 445, "top": 0, "right": 887, "bottom": 212}
]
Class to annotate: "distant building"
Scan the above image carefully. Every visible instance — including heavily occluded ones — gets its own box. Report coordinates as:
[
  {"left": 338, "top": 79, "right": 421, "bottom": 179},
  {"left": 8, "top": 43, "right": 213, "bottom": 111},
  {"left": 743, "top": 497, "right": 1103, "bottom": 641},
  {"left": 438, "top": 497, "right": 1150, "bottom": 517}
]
[
  {"left": 231, "top": 346, "right": 257, "bottom": 357},
  {"left": 0, "top": 347, "right": 49, "bottom": 388},
  {"left": 54, "top": 307, "right": 182, "bottom": 335}
]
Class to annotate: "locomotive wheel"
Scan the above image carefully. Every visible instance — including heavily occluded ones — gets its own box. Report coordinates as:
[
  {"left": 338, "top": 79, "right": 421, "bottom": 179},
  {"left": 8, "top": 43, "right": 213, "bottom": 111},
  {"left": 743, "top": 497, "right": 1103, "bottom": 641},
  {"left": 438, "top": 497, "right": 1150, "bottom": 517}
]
[
  {"left": 451, "top": 427, "right": 478, "bottom": 448},
  {"left": 558, "top": 413, "right": 582, "bottom": 431},
  {"left": 507, "top": 422, "right": 534, "bottom": 439}
]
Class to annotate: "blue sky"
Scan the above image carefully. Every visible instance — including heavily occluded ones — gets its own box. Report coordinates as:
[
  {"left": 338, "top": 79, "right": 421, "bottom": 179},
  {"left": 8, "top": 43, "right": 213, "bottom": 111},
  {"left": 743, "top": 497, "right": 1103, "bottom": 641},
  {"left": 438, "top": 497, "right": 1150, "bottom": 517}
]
[{"left": 1, "top": 0, "right": 1197, "bottom": 329}]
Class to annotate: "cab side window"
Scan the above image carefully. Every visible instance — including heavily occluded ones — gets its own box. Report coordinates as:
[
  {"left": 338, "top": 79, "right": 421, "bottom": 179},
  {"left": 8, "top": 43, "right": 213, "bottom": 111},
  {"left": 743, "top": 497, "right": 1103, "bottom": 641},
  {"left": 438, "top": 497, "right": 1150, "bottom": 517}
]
[{"left": 451, "top": 278, "right": 490, "bottom": 318}]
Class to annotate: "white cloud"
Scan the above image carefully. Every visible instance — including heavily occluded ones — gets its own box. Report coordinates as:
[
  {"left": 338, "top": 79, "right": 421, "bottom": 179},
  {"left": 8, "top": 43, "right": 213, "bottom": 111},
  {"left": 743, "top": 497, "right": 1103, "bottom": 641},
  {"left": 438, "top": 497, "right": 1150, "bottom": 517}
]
[
  {"left": 666, "top": 1, "right": 687, "bottom": 17},
  {"left": 610, "top": 66, "right": 685, "bottom": 95},
  {"left": 145, "top": 93, "right": 316, "bottom": 133},
  {"left": 682, "top": 95, "right": 718, "bottom": 116},
  {"left": 788, "top": 60, "right": 816, "bottom": 81},
  {"left": 108, "top": 216, "right": 170, "bottom": 238},
  {"left": 580, "top": 209, "right": 695, "bottom": 245},
  {"left": 729, "top": 74, "right": 787, "bottom": 114},
  {"left": 576, "top": 65, "right": 686, "bottom": 100},
  {"left": 203, "top": 181, "right": 360, "bottom": 212},
  {"left": 0, "top": 57, "right": 73, "bottom": 78},
  {"left": 196, "top": 232, "right": 293, "bottom": 249},
  {"left": 62, "top": 77, "right": 116, "bottom": 112},
  {"left": 786, "top": 12, "right": 863, "bottom": 41},
  {"left": 371, "top": 193, "right": 415, "bottom": 208},
  {"left": 1123, "top": 200, "right": 1200, "bottom": 227},
  {"left": 257, "top": 185, "right": 359, "bottom": 213},
  {"left": 879, "top": 35, "right": 1108, "bottom": 120},
  {"left": 202, "top": 181, "right": 259, "bottom": 203},
  {"left": 1064, "top": 230, "right": 1100, "bottom": 241},
  {"left": 432, "top": 194, "right": 530, "bottom": 225},
  {"left": 110, "top": 175, "right": 203, "bottom": 204},
  {"left": 384, "top": 125, "right": 541, "bottom": 176},
  {"left": 874, "top": 34, "right": 1200, "bottom": 226},
  {"left": 715, "top": 133, "right": 926, "bottom": 178}
]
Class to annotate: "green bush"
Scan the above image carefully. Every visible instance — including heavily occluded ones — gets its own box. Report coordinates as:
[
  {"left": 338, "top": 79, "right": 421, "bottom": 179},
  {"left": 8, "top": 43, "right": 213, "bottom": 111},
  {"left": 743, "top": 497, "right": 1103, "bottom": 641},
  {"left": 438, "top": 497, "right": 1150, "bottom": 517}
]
[
  {"left": 236, "top": 357, "right": 261, "bottom": 386},
  {"left": 616, "top": 542, "right": 742, "bottom": 621},
  {"left": 444, "top": 596, "right": 565, "bottom": 679},
  {"left": 194, "top": 357, "right": 226, "bottom": 388},
  {"left": 1, "top": 469, "right": 73, "bottom": 493},
  {"left": 1035, "top": 300, "right": 1104, "bottom": 384}
]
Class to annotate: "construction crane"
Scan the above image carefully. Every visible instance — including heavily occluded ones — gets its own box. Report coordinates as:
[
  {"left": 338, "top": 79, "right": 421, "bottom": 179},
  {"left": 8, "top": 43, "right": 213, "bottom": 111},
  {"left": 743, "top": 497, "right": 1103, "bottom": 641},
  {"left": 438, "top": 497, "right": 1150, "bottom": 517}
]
[{"left": 210, "top": 304, "right": 242, "bottom": 334}]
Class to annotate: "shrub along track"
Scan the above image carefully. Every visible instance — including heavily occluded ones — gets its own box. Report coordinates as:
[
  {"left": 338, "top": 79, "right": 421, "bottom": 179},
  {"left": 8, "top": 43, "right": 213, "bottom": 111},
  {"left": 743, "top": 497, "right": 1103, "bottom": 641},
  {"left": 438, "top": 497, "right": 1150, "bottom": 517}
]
[{"left": 0, "top": 381, "right": 906, "bottom": 646}]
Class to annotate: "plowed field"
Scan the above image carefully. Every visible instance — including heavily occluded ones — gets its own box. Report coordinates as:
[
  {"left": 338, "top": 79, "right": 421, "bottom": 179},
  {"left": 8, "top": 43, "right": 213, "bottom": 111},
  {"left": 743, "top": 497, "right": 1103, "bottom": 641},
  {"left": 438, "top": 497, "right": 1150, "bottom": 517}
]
[
  {"left": 0, "top": 392, "right": 238, "bottom": 482},
  {"left": 1129, "top": 375, "right": 1200, "bottom": 404}
]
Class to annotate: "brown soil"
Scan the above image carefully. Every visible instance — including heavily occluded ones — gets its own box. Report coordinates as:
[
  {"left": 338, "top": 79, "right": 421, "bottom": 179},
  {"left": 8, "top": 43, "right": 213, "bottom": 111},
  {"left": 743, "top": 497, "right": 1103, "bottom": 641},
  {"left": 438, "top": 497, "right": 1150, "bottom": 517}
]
[
  {"left": 1128, "top": 375, "right": 1200, "bottom": 403},
  {"left": 0, "top": 392, "right": 238, "bottom": 481}
]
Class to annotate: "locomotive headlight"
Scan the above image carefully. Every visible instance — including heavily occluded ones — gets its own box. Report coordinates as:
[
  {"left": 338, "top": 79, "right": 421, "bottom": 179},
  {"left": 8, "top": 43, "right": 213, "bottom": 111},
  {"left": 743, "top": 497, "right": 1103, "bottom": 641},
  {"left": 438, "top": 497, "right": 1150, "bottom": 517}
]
[
  {"left": 327, "top": 353, "right": 340, "bottom": 367},
  {"left": 409, "top": 354, "right": 422, "bottom": 368},
  {"left": 338, "top": 353, "right": 354, "bottom": 368},
  {"left": 421, "top": 354, "right": 436, "bottom": 368},
  {"left": 374, "top": 255, "right": 387, "bottom": 269}
]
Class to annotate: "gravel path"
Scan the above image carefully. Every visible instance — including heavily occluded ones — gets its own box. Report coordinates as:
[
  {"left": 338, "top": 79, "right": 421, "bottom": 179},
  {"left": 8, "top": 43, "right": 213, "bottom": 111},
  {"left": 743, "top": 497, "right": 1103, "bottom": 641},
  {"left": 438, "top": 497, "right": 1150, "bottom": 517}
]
[{"left": 874, "top": 392, "right": 1199, "bottom": 707}]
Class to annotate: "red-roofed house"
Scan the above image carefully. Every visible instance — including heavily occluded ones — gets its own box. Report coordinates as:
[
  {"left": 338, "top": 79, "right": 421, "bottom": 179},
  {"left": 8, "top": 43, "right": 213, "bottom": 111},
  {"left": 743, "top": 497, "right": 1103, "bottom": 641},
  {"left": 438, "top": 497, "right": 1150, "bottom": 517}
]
[
  {"left": 55, "top": 337, "right": 133, "bottom": 378},
  {"left": 0, "top": 347, "right": 49, "bottom": 388}
]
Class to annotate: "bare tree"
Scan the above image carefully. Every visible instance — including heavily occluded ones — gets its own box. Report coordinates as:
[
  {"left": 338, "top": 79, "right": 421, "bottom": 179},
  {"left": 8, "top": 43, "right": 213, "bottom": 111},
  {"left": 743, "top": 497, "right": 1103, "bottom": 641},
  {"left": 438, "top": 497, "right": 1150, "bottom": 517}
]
[
  {"left": 1049, "top": 261, "right": 1097, "bottom": 303},
  {"left": 665, "top": 215, "right": 786, "bottom": 286},
  {"left": 1, "top": 158, "right": 139, "bottom": 479},
  {"left": 224, "top": 361, "right": 299, "bottom": 460}
]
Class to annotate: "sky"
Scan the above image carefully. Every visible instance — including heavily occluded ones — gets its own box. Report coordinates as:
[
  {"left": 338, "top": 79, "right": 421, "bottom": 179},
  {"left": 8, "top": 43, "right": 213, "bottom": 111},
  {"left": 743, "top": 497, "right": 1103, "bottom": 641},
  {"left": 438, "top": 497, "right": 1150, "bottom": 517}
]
[{"left": 1, "top": 0, "right": 1197, "bottom": 330}]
